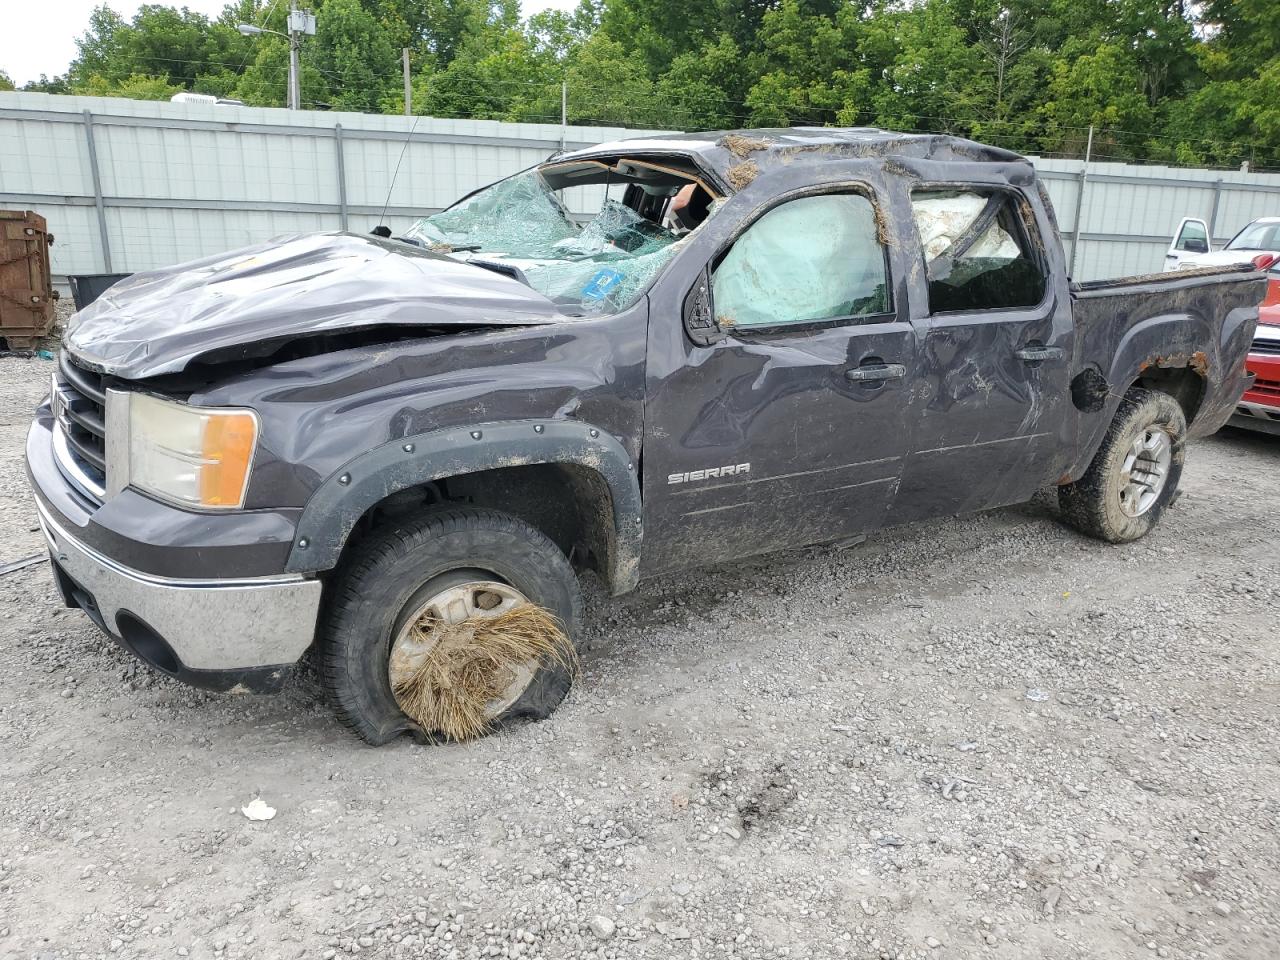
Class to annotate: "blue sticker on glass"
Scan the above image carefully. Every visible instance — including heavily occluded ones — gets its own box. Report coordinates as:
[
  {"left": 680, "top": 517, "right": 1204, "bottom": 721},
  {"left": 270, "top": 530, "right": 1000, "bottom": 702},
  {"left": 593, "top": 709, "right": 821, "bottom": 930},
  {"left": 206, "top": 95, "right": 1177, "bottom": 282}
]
[{"left": 581, "top": 268, "right": 625, "bottom": 301}]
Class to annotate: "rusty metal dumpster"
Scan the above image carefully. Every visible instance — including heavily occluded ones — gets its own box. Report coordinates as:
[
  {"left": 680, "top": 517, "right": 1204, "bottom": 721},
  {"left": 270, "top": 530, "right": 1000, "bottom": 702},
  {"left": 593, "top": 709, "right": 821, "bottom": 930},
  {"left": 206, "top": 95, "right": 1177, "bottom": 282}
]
[{"left": 0, "top": 210, "right": 57, "bottom": 349}]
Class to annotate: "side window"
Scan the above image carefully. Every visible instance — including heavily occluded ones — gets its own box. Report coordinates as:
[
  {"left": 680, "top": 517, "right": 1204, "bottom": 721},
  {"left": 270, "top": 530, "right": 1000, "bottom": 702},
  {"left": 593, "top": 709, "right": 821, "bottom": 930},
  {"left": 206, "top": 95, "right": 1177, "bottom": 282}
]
[
  {"left": 911, "top": 189, "right": 1046, "bottom": 313},
  {"left": 1175, "top": 219, "right": 1209, "bottom": 252},
  {"left": 712, "top": 193, "right": 889, "bottom": 329}
]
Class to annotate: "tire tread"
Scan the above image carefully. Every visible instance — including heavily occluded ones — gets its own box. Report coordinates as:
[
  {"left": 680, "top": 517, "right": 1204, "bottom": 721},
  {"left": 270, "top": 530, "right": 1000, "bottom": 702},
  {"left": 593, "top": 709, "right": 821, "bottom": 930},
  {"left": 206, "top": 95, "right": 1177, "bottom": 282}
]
[{"left": 319, "top": 506, "right": 581, "bottom": 745}]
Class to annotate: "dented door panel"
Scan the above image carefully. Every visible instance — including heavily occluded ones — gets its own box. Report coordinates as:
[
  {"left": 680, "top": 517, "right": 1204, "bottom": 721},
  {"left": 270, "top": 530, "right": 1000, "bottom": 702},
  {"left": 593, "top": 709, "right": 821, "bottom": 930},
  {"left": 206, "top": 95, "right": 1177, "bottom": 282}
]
[
  {"left": 639, "top": 164, "right": 922, "bottom": 574},
  {"left": 890, "top": 176, "right": 1076, "bottom": 522},
  {"left": 643, "top": 321, "right": 917, "bottom": 571}
]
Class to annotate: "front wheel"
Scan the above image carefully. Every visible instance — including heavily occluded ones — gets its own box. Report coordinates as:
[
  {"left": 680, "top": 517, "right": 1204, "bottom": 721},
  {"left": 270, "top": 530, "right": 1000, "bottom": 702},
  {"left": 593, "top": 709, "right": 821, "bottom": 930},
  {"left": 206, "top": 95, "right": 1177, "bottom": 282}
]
[
  {"left": 1058, "top": 387, "right": 1186, "bottom": 543},
  {"left": 320, "top": 507, "right": 581, "bottom": 745}
]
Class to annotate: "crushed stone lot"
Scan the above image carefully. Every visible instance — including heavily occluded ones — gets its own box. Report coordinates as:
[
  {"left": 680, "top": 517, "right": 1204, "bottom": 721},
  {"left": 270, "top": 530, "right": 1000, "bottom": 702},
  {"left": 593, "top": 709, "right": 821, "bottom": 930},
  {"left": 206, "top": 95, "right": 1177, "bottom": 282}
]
[{"left": 0, "top": 353, "right": 1277, "bottom": 960}]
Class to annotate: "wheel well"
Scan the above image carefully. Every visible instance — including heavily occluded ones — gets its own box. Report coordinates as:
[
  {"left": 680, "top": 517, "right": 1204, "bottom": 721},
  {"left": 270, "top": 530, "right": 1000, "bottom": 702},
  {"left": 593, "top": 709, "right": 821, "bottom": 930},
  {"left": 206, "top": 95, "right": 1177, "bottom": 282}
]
[
  {"left": 1134, "top": 364, "right": 1206, "bottom": 426},
  {"left": 336, "top": 463, "right": 619, "bottom": 587}
]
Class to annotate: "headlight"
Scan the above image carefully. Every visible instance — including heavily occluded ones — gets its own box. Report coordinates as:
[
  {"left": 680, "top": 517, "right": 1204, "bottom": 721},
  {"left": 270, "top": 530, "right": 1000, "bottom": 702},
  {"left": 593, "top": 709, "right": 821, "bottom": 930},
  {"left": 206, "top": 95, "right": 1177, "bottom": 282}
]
[{"left": 126, "top": 392, "right": 259, "bottom": 510}]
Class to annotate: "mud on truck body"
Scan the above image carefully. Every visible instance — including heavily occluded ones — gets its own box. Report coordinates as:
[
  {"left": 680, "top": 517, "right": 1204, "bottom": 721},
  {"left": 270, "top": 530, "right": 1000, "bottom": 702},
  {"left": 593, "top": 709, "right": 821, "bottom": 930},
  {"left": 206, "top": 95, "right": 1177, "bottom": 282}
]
[{"left": 26, "top": 128, "right": 1266, "bottom": 743}]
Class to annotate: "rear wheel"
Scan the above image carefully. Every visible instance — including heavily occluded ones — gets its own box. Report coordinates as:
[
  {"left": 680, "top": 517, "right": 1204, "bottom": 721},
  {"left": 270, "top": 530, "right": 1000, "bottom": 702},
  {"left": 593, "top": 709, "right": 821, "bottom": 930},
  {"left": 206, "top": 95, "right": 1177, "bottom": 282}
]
[
  {"left": 1058, "top": 387, "right": 1186, "bottom": 543},
  {"left": 321, "top": 507, "right": 581, "bottom": 745}
]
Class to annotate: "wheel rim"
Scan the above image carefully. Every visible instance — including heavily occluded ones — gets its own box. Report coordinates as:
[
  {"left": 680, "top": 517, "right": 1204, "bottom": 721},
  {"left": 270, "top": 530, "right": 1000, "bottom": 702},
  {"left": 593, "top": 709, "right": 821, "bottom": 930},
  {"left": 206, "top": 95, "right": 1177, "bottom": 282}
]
[
  {"left": 389, "top": 579, "right": 538, "bottom": 720},
  {"left": 1118, "top": 425, "right": 1173, "bottom": 518}
]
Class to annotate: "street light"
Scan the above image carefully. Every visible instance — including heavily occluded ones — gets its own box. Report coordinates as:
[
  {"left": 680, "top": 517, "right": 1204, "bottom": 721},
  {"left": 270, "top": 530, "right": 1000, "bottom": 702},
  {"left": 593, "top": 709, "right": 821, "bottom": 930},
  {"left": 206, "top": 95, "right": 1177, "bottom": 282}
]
[{"left": 237, "top": 4, "right": 315, "bottom": 110}]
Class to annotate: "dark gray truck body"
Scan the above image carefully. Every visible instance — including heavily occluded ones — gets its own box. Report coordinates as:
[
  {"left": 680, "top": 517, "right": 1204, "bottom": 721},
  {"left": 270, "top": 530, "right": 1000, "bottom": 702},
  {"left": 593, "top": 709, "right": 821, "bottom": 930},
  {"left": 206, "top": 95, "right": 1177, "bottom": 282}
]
[{"left": 25, "top": 128, "right": 1265, "bottom": 692}]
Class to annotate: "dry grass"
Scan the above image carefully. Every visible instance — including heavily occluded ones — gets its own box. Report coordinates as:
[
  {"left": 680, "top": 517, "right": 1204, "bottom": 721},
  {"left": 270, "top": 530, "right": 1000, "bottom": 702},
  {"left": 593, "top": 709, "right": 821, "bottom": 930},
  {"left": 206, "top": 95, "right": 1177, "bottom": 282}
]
[
  {"left": 726, "top": 159, "right": 760, "bottom": 190},
  {"left": 391, "top": 603, "right": 577, "bottom": 742},
  {"left": 718, "top": 134, "right": 772, "bottom": 158}
]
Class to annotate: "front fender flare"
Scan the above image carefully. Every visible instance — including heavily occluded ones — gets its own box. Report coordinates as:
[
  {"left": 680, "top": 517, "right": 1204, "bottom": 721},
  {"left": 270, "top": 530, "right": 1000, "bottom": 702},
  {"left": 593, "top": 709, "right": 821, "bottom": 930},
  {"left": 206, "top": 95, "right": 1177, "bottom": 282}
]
[{"left": 285, "top": 419, "right": 642, "bottom": 593}]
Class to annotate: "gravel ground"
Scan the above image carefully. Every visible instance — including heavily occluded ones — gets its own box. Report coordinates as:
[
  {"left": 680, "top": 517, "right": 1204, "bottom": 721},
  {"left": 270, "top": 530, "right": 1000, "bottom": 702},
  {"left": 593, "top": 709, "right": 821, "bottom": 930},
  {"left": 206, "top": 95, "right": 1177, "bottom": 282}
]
[{"left": 1, "top": 353, "right": 1277, "bottom": 960}]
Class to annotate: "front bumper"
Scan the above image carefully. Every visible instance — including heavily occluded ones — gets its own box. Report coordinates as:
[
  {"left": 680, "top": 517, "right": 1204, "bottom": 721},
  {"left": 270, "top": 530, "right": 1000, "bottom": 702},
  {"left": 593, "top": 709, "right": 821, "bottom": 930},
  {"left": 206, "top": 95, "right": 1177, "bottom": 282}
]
[
  {"left": 27, "top": 402, "right": 323, "bottom": 693},
  {"left": 1228, "top": 351, "right": 1280, "bottom": 436},
  {"left": 36, "top": 497, "right": 322, "bottom": 692},
  {"left": 1229, "top": 399, "right": 1280, "bottom": 436}
]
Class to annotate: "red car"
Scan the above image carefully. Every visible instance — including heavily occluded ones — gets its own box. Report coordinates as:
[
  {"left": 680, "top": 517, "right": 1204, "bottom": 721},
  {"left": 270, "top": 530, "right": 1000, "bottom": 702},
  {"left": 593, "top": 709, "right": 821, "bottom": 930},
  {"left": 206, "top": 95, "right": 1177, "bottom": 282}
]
[{"left": 1232, "top": 257, "right": 1280, "bottom": 434}]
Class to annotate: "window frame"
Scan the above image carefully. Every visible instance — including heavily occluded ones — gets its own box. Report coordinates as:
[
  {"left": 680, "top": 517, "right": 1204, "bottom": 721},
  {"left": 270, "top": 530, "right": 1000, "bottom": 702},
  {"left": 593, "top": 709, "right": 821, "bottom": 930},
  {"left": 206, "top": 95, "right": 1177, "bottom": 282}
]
[
  {"left": 708, "top": 183, "right": 897, "bottom": 337},
  {"left": 909, "top": 183, "right": 1052, "bottom": 318},
  {"left": 1173, "top": 219, "right": 1209, "bottom": 252}
]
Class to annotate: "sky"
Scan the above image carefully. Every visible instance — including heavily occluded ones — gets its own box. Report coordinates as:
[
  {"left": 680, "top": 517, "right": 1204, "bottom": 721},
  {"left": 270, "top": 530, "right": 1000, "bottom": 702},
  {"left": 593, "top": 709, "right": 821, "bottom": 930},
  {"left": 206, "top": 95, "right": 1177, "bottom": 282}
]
[{"left": 0, "top": 0, "right": 578, "bottom": 86}]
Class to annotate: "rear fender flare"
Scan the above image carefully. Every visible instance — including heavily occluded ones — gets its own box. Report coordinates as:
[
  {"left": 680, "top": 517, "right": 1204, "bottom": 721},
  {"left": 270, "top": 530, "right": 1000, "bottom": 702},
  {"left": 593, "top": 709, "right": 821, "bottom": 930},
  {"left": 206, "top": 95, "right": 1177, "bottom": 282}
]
[
  {"left": 1106, "top": 311, "right": 1213, "bottom": 397},
  {"left": 1062, "top": 314, "right": 1213, "bottom": 484},
  {"left": 285, "top": 419, "right": 642, "bottom": 593}
]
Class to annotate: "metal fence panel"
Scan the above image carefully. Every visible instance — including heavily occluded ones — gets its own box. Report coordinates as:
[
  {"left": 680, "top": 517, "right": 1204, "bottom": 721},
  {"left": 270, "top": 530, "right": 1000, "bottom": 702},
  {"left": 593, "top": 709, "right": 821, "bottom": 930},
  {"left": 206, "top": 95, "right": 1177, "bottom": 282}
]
[{"left": 3, "top": 90, "right": 1280, "bottom": 283}]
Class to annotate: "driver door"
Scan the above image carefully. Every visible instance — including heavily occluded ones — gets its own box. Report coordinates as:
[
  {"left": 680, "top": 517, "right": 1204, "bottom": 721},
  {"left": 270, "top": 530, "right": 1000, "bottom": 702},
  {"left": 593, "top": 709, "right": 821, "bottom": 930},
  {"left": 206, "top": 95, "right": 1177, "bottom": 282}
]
[
  {"left": 1165, "top": 216, "right": 1210, "bottom": 271},
  {"left": 640, "top": 187, "right": 919, "bottom": 575}
]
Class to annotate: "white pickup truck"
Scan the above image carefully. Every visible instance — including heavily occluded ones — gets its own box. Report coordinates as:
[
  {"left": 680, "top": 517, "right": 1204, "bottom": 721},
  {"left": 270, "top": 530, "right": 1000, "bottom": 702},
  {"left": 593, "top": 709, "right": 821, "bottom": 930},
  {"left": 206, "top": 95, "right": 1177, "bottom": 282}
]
[{"left": 1165, "top": 216, "right": 1280, "bottom": 271}]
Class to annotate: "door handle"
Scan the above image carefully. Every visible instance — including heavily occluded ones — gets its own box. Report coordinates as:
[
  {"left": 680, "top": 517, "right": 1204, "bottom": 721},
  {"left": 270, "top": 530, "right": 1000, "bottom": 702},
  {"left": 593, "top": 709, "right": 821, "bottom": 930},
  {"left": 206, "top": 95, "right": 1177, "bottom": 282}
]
[
  {"left": 845, "top": 362, "right": 906, "bottom": 383},
  {"left": 1014, "top": 345, "right": 1064, "bottom": 363}
]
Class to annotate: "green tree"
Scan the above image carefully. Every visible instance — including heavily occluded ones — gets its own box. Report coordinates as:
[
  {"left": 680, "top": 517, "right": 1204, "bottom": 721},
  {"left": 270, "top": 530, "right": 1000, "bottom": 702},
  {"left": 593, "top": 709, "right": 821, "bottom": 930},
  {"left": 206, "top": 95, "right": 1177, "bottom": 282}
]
[
  {"left": 653, "top": 35, "right": 750, "bottom": 129},
  {"left": 1040, "top": 39, "right": 1156, "bottom": 158},
  {"left": 77, "top": 72, "right": 185, "bottom": 100},
  {"left": 312, "top": 0, "right": 399, "bottom": 112},
  {"left": 20, "top": 74, "right": 71, "bottom": 93},
  {"left": 856, "top": 0, "right": 986, "bottom": 131},
  {"left": 0, "top": 70, "right": 14, "bottom": 92}
]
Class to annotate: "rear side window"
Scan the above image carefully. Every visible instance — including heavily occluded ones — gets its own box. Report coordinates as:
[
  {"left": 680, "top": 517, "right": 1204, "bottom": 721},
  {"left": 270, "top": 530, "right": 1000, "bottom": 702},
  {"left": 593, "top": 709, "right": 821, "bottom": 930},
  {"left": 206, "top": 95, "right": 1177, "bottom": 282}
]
[
  {"left": 911, "top": 189, "right": 1046, "bottom": 313},
  {"left": 712, "top": 193, "right": 889, "bottom": 329}
]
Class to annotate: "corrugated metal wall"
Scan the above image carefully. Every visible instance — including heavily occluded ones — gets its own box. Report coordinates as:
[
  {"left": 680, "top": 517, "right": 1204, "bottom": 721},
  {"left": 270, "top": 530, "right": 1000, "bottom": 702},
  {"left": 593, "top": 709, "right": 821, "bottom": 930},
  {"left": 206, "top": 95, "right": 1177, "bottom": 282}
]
[
  {"left": 3, "top": 91, "right": 1280, "bottom": 282},
  {"left": 1033, "top": 158, "right": 1280, "bottom": 280},
  {"left": 0, "top": 92, "right": 658, "bottom": 280}
]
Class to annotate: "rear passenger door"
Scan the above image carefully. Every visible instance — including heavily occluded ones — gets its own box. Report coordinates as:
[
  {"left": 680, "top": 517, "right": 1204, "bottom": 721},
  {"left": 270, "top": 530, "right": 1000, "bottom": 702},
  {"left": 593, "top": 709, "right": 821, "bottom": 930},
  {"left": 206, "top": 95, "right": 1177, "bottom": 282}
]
[{"left": 891, "top": 186, "right": 1073, "bottom": 523}]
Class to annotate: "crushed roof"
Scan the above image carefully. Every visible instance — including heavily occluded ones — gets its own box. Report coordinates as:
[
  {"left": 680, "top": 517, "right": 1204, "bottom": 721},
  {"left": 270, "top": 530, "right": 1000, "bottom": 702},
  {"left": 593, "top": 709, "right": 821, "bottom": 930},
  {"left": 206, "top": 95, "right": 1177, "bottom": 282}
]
[{"left": 559, "top": 127, "right": 1028, "bottom": 189}]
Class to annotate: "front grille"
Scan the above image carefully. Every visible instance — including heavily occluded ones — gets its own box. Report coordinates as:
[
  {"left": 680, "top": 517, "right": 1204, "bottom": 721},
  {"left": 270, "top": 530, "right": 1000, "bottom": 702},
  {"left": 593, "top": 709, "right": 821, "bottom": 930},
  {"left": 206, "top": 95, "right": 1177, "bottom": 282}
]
[
  {"left": 1250, "top": 339, "right": 1280, "bottom": 356},
  {"left": 53, "top": 352, "right": 108, "bottom": 501},
  {"left": 1252, "top": 376, "right": 1280, "bottom": 399}
]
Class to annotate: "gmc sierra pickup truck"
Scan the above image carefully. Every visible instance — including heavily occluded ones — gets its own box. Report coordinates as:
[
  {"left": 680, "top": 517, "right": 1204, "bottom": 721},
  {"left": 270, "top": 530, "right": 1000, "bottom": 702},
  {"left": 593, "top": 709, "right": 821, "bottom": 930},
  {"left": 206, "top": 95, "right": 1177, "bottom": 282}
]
[{"left": 26, "top": 128, "right": 1265, "bottom": 744}]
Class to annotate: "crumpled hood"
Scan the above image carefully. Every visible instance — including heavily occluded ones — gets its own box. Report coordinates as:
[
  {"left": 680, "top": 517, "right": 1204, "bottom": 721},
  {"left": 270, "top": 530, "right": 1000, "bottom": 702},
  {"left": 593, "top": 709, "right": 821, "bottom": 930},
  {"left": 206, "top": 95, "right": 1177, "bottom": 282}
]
[{"left": 65, "top": 232, "right": 569, "bottom": 378}]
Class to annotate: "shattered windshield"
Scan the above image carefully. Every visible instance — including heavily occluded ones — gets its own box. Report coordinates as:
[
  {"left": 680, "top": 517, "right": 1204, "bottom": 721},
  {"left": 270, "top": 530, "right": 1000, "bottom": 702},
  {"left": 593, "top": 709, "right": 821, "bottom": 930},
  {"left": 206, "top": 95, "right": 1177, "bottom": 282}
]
[{"left": 403, "top": 167, "right": 703, "bottom": 315}]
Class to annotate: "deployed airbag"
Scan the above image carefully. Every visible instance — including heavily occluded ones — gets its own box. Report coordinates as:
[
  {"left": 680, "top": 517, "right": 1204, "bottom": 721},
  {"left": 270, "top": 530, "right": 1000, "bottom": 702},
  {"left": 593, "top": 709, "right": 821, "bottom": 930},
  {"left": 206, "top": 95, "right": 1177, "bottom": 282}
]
[{"left": 712, "top": 194, "right": 887, "bottom": 327}]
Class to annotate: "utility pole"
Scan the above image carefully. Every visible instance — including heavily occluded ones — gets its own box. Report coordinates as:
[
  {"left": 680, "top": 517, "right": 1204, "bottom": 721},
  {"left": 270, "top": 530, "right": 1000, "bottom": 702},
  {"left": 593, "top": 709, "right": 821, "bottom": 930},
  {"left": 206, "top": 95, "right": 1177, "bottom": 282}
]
[
  {"left": 285, "top": 3, "right": 316, "bottom": 111},
  {"left": 288, "top": 15, "right": 301, "bottom": 110},
  {"left": 1068, "top": 124, "right": 1093, "bottom": 277},
  {"left": 239, "top": 7, "right": 313, "bottom": 110},
  {"left": 560, "top": 80, "right": 567, "bottom": 152},
  {"left": 403, "top": 48, "right": 412, "bottom": 116}
]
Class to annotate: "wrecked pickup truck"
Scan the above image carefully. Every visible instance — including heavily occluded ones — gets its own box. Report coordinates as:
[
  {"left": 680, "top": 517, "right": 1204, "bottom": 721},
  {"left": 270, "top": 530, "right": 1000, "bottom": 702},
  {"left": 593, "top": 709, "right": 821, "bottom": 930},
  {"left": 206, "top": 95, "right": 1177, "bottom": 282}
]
[{"left": 26, "top": 128, "right": 1265, "bottom": 743}]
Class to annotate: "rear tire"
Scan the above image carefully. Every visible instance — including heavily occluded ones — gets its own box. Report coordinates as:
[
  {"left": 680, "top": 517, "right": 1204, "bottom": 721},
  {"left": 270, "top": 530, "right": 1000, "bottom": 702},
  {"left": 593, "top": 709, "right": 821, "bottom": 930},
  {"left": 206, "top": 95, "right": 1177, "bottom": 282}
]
[
  {"left": 1058, "top": 387, "right": 1186, "bottom": 543},
  {"left": 320, "top": 507, "right": 581, "bottom": 745}
]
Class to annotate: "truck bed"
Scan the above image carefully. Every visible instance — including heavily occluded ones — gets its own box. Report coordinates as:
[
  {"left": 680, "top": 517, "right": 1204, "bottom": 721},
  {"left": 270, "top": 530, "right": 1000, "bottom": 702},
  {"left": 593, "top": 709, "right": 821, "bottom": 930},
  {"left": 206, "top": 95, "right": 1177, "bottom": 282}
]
[{"left": 1066, "top": 263, "right": 1267, "bottom": 470}]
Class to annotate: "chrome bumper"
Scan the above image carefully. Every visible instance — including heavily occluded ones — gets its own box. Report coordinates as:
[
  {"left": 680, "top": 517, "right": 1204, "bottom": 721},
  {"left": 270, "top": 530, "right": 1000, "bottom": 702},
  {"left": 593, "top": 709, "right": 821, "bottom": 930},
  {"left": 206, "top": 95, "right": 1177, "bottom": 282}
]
[
  {"left": 36, "top": 498, "right": 322, "bottom": 674},
  {"left": 1229, "top": 400, "right": 1280, "bottom": 436}
]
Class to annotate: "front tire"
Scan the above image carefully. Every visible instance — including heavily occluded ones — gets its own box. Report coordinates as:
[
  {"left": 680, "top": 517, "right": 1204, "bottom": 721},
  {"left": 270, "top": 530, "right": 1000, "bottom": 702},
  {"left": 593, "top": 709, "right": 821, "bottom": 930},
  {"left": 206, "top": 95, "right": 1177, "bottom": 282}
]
[
  {"left": 1058, "top": 387, "right": 1186, "bottom": 543},
  {"left": 320, "top": 507, "right": 581, "bottom": 745}
]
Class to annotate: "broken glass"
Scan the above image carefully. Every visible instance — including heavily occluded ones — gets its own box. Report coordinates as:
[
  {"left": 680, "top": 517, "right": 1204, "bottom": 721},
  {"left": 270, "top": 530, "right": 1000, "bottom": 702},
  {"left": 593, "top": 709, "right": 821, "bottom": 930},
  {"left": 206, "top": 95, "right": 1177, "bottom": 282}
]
[
  {"left": 551, "top": 200, "right": 676, "bottom": 258},
  {"left": 407, "top": 171, "right": 693, "bottom": 315},
  {"left": 910, "top": 190, "right": 1046, "bottom": 311},
  {"left": 522, "top": 235, "right": 684, "bottom": 313},
  {"left": 404, "top": 169, "right": 578, "bottom": 257}
]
